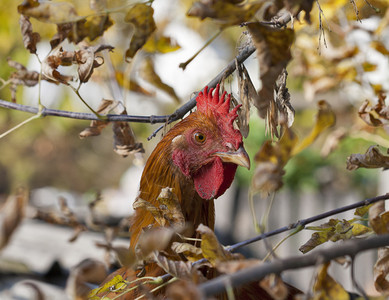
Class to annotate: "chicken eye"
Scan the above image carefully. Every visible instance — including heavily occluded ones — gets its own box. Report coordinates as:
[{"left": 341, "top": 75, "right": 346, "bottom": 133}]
[{"left": 194, "top": 132, "right": 206, "bottom": 144}]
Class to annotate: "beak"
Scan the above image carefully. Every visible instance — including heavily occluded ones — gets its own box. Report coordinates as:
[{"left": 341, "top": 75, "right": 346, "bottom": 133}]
[{"left": 214, "top": 146, "right": 250, "bottom": 170}]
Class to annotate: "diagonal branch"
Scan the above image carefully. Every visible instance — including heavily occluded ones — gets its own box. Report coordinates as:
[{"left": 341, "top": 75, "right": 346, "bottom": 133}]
[{"left": 199, "top": 234, "right": 389, "bottom": 297}]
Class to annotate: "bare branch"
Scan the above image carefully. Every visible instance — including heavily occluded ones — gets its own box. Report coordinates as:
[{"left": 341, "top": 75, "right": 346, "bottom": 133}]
[{"left": 199, "top": 234, "right": 389, "bottom": 297}]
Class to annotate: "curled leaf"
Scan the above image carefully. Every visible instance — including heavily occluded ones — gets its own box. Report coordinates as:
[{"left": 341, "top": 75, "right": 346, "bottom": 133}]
[
  {"left": 153, "top": 252, "right": 193, "bottom": 279},
  {"left": 19, "top": 15, "right": 40, "bottom": 54},
  {"left": 369, "top": 201, "right": 389, "bottom": 235},
  {"left": 347, "top": 146, "right": 389, "bottom": 171},
  {"left": 359, "top": 93, "right": 389, "bottom": 127},
  {"left": 41, "top": 47, "right": 74, "bottom": 84},
  {"left": 171, "top": 242, "right": 203, "bottom": 262},
  {"left": 374, "top": 247, "right": 389, "bottom": 294},
  {"left": 124, "top": 3, "right": 156, "bottom": 60}
]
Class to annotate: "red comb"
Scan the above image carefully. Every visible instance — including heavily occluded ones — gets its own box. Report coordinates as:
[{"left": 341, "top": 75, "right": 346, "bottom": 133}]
[{"left": 196, "top": 84, "right": 240, "bottom": 126}]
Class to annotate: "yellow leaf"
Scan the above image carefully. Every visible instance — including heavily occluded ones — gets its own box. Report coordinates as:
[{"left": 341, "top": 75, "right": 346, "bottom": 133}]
[
  {"left": 313, "top": 262, "right": 349, "bottom": 300},
  {"left": 143, "top": 35, "right": 181, "bottom": 53},
  {"left": 293, "top": 100, "right": 335, "bottom": 155},
  {"left": 354, "top": 204, "right": 372, "bottom": 217},
  {"left": 197, "top": 224, "right": 233, "bottom": 266},
  {"left": 171, "top": 242, "right": 203, "bottom": 262},
  {"left": 124, "top": 3, "right": 156, "bottom": 59},
  {"left": 88, "top": 274, "right": 127, "bottom": 297}
]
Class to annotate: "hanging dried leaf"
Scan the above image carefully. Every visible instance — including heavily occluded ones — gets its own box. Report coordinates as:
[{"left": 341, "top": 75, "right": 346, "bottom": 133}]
[
  {"left": 247, "top": 23, "right": 294, "bottom": 120},
  {"left": 79, "top": 99, "right": 116, "bottom": 138},
  {"left": 143, "top": 35, "right": 181, "bottom": 54},
  {"left": 374, "top": 247, "right": 389, "bottom": 294},
  {"left": 153, "top": 251, "right": 193, "bottom": 279},
  {"left": 166, "top": 279, "right": 203, "bottom": 300},
  {"left": 292, "top": 100, "right": 336, "bottom": 155},
  {"left": 140, "top": 57, "right": 180, "bottom": 103},
  {"left": 359, "top": 94, "right": 389, "bottom": 127},
  {"left": 171, "top": 242, "right": 203, "bottom": 262},
  {"left": 252, "top": 128, "right": 297, "bottom": 195},
  {"left": 124, "top": 3, "right": 156, "bottom": 60},
  {"left": 236, "top": 62, "right": 258, "bottom": 138},
  {"left": 347, "top": 146, "right": 389, "bottom": 171},
  {"left": 19, "top": 15, "right": 40, "bottom": 54},
  {"left": 259, "top": 274, "right": 288, "bottom": 300},
  {"left": 0, "top": 189, "right": 28, "bottom": 250},
  {"left": 66, "top": 258, "right": 107, "bottom": 300},
  {"left": 75, "top": 44, "right": 114, "bottom": 83},
  {"left": 41, "top": 47, "right": 74, "bottom": 84},
  {"left": 18, "top": 0, "right": 79, "bottom": 24},
  {"left": 299, "top": 219, "right": 372, "bottom": 254},
  {"left": 312, "top": 262, "right": 349, "bottom": 300},
  {"left": 196, "top": 224, "right": 235, "bottom": 266},
  {"left": 187, "top": 0, "right": 264, "bottom": 27}
]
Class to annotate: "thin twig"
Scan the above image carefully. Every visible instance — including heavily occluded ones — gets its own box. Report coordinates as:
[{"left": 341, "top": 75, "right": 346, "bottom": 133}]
[{"left": 199, "top": 234, "right": 389, "bottom": 297}]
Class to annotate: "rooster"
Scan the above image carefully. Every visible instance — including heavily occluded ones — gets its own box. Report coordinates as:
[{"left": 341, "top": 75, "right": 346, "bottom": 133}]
[{"left": 94, "top": 85, "right": 300, "bottom": 299}]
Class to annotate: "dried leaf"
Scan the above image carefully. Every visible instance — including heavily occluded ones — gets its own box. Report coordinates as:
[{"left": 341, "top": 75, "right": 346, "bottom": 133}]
[
  {"left": 187, "top": 0, "right": 264, "bottom": 27},
  {"left": 369, "top": 201, "right": 389, "bottom": 235},
  {"left": 236, "top": 62, "right": 258, "bottom": 138},
  {"left": 135, "top": 227, "right": 176, "bottom": 260},
  {"left": 75, "top": 44, "right": 114, "bottom": 83},
  {"left": 171, "top": 242, "right": 203, "bottom": 262},
  {"left": 42, "top": 47, "right": 74, "bottom": 84},
  {"left": 247, "top": 23, "right": 294, "bottom": 120},
  {"left": 293, "top": 100, "right": 336, "bottom": 155},
  {"left": 347, "top": 146, "right": 389, "bottom": 171},
  {"left": 19, "top": 15, "right": 40, "bottom": 54},
  {"left": 299, "top": 219, "right": 372, "bottom": 254},
  {"left": 79, "top": 99, "right": 116, "bottom": 138},
  {"left": 259, "top": 274, "right": 288, "bottom": 300},
  {"left": 0, "top": 189, "right": 28, "bottom": 250},
  {"left": 197, "top": 224, "right": 234, "bottom": 266},
  {"left": 312, "top": 262, "right": 349, "bottom": 300},
  {"left": 143, "top": 35, "right": 181, "bottom": 53},
  {"left": 153, "top": 251, "right": 193, "bottom": 279},
  {"left": 18, "top": 1, "right": 79, "bottom": 24},
  {"left": 166, "top": 279, "right": 203, "bottom": 300},
  {"left": 112, "top": 117, "right": 145, "bottom": 157},
  {"left": 124, "top": 3, "right": 156, "bottom": 60},
  {"left": 216, "top": 259, "right": 261, "bottom": 274},
  {"left": 359, "top": 94, "right": 389, "bottom": 127},
  {"left": 140, "top": 57, "right": 180, "bottom": 102},
  {"left": 252, "top": 128, "right": 297, "bottom": 195},
  {"left": 66, "top": 258, "right": 107, "bottom": 300},
  {"left": 374, "top": 247, "right": 389, "bottom": 294}
]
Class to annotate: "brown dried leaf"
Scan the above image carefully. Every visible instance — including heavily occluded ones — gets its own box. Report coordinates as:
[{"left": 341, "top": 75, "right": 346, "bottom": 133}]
[
  {"left": 359, "top": 94, "right": 389, "bottom": 127},
  {"left": 19, "top": 15, "right": 40, "bottom": 54},
  {"left": 216, "top": 259, "right": 261, "bottom": 274},
  {"left": 18, "top": 0, "right": 79, "bottom": 24},
  {"left": 42, "top": 47, "right": 74, "bottom": 84},
  {"left": 166, "top": 279, "right": 203, "bottom": 300},
  {"left": 197, "top": 224, "right": 234, "bottom": 266},
  {"left": 157, "top": 187, "right": 185, "bottom": 230},
  {"left": 374, "top": 247, "right": 389, "bottom": 294},
  {"left": 140, "top": 57, "right": 180, "bottom": 102},
  {"left": 0, "top": 189, "right": 28, "bottom": 250},
  {"left": 259, "top": 274, "right": 288, "bottom": 300},
  {"left": 124, "top": 3, "right": 156, "bottom": 60},
  {"left": 236, "top": 62, "right": 258, "bottom": 138},
  {"left": 171, "top": 242, "right": 203, "bottom": 262},
  {"left": 247, "top": 23, "right": 294, "bottom": 120},
  {"left": 187, "top": 0, "right": 264, "bottom": 27},
  {"left": 66, "top": 258, "right": 107, "bottom": 300},
  {"left": 369, "top": 201, "right": 389, "bottom": 235},
  {"left": 75, "top": 44, "right": 114, "bottom": 83},
  {"left": 135, "top": 227, "right": 176, "bottom": 260},
  {"left": 252, "top": 128, "right": 297, "bottom": 195},
  {"left": 153, "top": 251, "right": 193, "bottom": 279},
  {"left": 133, "top": 198, "right": 165, "bottom": 226},
  {"left": 79, "top": 99, "right": 116, "bottom": 138},
  {"left": 312, "top": 262, "right": 349, "bottom": 300},
  {"left": 347, "top": 146, "right": 389, "bottom": 171}
]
